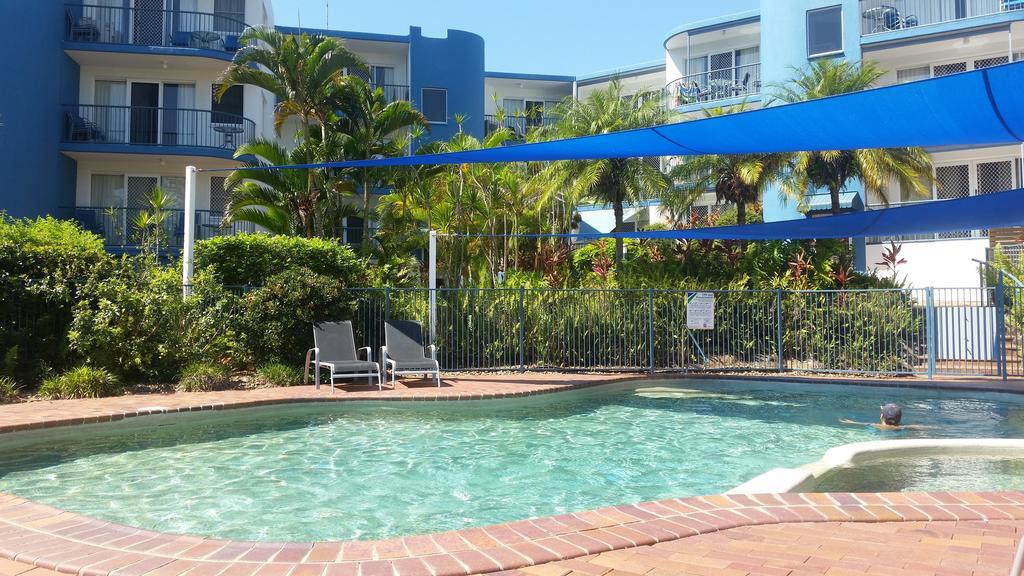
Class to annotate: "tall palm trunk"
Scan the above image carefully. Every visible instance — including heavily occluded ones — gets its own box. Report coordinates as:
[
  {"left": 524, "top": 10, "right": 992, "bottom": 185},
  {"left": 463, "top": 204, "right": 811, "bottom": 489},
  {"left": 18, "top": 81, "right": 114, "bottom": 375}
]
[
  {"left": 737, "top": 201, "right": 747, "bottom": 250},
  {"left": 610, "top": 160, "right": 626, "bottom": 263},
  {"left": 830, "top": 184, "right": 842, "bottom": 216},
  {"left": 302, "top": 116, "right": 316, "bottom": 238},
  {"left": 361, "top": 172, "right": 372, "bottom": 251}
]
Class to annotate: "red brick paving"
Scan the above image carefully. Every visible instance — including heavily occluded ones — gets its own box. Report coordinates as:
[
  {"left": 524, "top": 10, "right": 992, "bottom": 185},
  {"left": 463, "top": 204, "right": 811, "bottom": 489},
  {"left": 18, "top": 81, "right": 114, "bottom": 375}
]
[{"left": 2, "top": 374, "right": 1024, "bottom": 576}]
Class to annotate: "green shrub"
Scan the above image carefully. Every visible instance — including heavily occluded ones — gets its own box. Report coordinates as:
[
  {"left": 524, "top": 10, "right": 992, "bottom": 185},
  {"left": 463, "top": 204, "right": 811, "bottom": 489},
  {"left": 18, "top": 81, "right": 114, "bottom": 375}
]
[
  {"left": 176, "top": 363, "right": 232, "bottom": 393},
  {"left": 239, "top": 268, "right": 359, "bottom": 365},
  {"left": 69, "top": 259, "right": 240, "bottom": 381},
  {"left": 194, "top": 234, "right": 366, "bottom": 287},
  {"left": 0, "top": 376, "right": 20, "bottom": 403},
  {"left": 38, "top": 366, "right": 120, "bottom": 399},
  {"left": 253, "top": 363, "right": 304, "bottom": 388},
  {"left": 0, "top": 216, "right": 111, "bottom": 382}
]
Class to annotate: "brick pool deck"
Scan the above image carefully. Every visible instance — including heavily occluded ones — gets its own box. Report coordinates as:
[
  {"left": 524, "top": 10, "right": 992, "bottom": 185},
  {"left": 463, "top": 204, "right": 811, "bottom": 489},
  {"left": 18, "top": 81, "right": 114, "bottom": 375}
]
[{"left": 1, "top": 373, "right": 1023, "bottom": 576}]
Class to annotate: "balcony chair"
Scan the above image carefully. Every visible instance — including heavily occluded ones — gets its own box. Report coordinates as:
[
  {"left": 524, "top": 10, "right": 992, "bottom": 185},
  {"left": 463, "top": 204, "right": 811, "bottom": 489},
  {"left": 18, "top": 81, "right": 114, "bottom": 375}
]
[
  {"left": 172, "top": 31, "right": 191, "bottom": 47},
  {"left": 69, "top": 16, "right": 100, "bottom": 42},
  {"left": 65, "top": 112, "right": 103, "bottom": 142},
  {"left": 382, "top": 320, "right": 441, "bottom": 387},
  {"left": 223, "top": 35, "right": 240, "bottom": 51},
  {"left": 304, "top": 321, "right": 382, "bottom": 392}
]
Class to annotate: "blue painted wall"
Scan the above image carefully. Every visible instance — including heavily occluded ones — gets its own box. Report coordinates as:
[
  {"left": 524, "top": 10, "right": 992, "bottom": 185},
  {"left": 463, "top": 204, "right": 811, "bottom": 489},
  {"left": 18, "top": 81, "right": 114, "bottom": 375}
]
[
  {"left": 760, "top": 0, "right": 864, "bottom": 225},
  {"left": 0, "top": 1, "right": 79, "bottom": 218},
  {"left": 409, "top": 27, "right": 485, "bottom": 144}
]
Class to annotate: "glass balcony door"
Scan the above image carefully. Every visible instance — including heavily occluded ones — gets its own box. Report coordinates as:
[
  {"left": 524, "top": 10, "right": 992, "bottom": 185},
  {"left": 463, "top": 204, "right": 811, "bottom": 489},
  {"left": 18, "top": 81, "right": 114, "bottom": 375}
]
[{"left": 130, "top": 82, "right": 160, "bottom": 144}]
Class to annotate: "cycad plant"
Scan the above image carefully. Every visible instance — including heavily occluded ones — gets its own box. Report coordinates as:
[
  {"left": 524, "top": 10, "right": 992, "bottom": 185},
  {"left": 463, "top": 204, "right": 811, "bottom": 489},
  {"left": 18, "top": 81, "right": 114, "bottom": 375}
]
[
  {"left": 537, "top": 81, "right": 673, "bottom": 261},
  {"left": 774, "top": 59, "right": 933, "bottom": 214}
]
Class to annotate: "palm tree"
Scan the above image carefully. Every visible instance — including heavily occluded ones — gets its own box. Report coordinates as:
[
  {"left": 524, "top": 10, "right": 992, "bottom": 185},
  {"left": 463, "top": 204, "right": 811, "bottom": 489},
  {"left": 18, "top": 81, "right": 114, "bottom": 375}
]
[
  {"left": 667, "top": 106, "right": 792, "bottom": 230},
  {"left": 331, "top": 77, "right": 429, "bottom": 251},
  {"left": 223, "top": 138, "right": 352, "bottom": 236},
  {"left": 774, "top": 59, "right": 933, "bottom": 214},
  {"left": 538, "top": 81, "right": 673, "bottom": 262},
  {"left": 216, "top": 26, "right": 366, "bottom": 236}
]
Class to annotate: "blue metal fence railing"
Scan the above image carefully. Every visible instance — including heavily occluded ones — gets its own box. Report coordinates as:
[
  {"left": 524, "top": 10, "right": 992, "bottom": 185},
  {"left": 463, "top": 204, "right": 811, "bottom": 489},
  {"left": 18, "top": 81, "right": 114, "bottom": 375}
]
[
  {"left": 332, "top": 282, "right": 1022, "bottom": 379},
  {"left": 860, "top": 0, "right": 1024, "bottom": 35},
  {"left": 64, "top": 3, "right": 248, "bottom": 52},
  {"left": 62, "top": 105, "right": 257, "bottom": 151}
]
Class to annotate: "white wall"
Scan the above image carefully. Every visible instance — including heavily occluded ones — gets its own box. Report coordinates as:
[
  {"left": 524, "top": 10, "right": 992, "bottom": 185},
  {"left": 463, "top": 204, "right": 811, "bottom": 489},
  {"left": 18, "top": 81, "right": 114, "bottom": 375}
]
[{"left": 866, "top": 238, "right": 988, "bottom": 289}]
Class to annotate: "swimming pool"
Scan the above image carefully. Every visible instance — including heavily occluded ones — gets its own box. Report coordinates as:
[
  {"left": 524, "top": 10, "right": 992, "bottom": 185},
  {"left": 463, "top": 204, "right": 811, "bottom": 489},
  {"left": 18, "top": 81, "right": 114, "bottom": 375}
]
[{"left": 1, "top": 379, "right": 1022, "bottom": 541}]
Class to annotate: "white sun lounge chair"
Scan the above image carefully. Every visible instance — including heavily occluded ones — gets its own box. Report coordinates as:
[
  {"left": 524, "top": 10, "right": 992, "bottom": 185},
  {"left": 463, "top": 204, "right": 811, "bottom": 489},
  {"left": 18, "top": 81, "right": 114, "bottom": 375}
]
[
  {"left": 304, "top": 321, "right": 382, "bottom": 391},
  {"left": 382, "top": 320, "right": 441, "bottom": 387}
]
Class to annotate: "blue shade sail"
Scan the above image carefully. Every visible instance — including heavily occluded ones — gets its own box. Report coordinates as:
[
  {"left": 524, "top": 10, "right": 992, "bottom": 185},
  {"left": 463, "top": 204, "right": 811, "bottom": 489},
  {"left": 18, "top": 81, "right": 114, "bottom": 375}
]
[
  {"left": 611, "top": 188, "right": 1024, "bottom": 241},
  {"left": 316, "top": 61, "right": 1024, "bottom": 169}
]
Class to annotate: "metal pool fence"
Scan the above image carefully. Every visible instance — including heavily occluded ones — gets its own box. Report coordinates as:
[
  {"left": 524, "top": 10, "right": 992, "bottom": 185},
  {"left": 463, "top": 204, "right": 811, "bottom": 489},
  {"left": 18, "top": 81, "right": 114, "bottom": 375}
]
[{"left": 341, "top": 280, "right": 1024, "bottom": 379}]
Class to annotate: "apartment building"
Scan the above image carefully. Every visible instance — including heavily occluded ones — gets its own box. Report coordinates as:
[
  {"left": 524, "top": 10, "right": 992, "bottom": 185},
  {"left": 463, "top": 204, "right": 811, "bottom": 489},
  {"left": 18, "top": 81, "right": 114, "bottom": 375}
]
[{"left": 3, "top": 1, "right": 1023, "bottom": 285}]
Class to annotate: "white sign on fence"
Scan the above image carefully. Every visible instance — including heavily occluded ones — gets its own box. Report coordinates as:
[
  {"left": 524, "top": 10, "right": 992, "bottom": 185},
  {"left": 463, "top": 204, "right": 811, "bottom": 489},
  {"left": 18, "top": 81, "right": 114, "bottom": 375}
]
[{"left": 686, "top": 292, "right": 715, "bottom": 330}]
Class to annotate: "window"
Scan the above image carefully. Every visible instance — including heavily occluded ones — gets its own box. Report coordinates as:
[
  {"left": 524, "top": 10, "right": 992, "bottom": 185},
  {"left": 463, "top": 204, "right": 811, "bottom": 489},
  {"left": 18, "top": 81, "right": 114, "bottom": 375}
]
[
  {"left": 933, "top": 62, "right": 967, "bottom": 77},
  {"left": 974, "top": 56, "right": 1009, "bottom": 70},
  {"left": 421, "top": 88, "right": 447, "bottom": 124},
  {"left": 807, "top": 6, "right": 843, "bottom": 57},
  {"left": 90, "top": 174, "right": 126, "bottom": 208},
  {"left": 214, "top": 0, "right": 245, "bottom": 32},
  {"left": 896, "top": 66, "right": 930, "bottom": 84},
  {"left": 213, "top": 84, "right": 244, "bottom": 124}
]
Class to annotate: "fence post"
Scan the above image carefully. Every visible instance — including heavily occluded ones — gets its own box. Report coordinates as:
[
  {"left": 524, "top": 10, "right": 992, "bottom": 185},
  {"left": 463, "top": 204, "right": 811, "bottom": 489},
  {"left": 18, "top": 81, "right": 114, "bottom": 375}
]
[
  {"left": 384, "top": 287, "right": 391, "bottom": 322},
  {"left": 648, "top": 288, "right": 655, "bottom": 374},
  {"left": 997, "top": 271, "right": 1008, "bottom": 381},
  {"left": 518, "top": 287, "right": 525, "bottom": 373},
  {"left": 776, "top": 289, "right": 784, "bottom": 372},
  {"left": 926, "top": 287, "right": 936, "bottom": 380}
]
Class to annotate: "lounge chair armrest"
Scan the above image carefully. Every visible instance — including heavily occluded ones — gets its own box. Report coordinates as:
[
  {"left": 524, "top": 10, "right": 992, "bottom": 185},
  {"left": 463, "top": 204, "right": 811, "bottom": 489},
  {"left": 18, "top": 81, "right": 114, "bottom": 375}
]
[
  {"left": 358, "top": 346, "right": 373, "bottom": 362},
  {"left": 427, "top": 344, "right": 437, "bottom": 361},
  {"left": 303, "top": 347, "right": 319, "bottom": 384}
]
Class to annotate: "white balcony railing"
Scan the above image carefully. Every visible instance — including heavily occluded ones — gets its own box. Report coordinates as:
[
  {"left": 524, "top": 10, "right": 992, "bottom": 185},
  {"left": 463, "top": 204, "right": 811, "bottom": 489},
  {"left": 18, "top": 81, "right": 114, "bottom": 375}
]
[{"left": 861, "top": 0, "right": 1024, "bottom": 35}]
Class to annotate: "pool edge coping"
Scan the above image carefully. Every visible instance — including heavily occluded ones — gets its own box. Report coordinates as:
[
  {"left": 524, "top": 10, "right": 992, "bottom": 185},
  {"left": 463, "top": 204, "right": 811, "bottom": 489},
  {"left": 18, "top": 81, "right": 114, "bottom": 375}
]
[
  {"left": 2, "top": 371, "right": 1022, "bottom": 437},
  {"left": 2, "top": 491, "right": 1023, "bottom": 576}
]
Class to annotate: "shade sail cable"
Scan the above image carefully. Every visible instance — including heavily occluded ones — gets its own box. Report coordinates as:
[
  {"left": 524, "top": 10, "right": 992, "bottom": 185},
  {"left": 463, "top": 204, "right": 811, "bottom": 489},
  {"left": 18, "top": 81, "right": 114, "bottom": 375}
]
[{"left": 197, "top": 61, "right": 1024, "bottom": 173}]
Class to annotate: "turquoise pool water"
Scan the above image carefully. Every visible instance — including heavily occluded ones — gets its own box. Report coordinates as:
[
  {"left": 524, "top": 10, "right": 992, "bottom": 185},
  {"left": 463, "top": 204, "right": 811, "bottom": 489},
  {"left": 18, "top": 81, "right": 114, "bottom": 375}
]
[{"left": 1, "top": 379, "right": 1023, "bottom": 541}]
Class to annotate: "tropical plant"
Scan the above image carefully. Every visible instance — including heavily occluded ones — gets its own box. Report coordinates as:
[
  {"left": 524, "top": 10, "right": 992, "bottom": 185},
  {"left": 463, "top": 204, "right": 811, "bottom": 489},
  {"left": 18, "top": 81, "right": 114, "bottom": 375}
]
[
  {"left": 330, "top": 76, "right": 430, "bottom": 250},
  {"left": 668, "top": 106, "right": 792, "bottom": 231},
  {"left": 194, "top": 233, "right": 365, "bottom": 287},
  {"left": 216, "top": 27, "right": 367, "bottom": 236},
  {"left": 224, "top": 138, "right": 356, "bottom": 236},
  {"left": 774, "top": 59, "right": 933, "bottom": 214},
  {"left": 0, "top": 376, "right": 20, "bottom": 403},
  {"left": 253, "top": 363, "right": 304, "bottom": 387},
  {"left": 537, "top": 81, "right": 673, "bottom": 261},
  {"left": 176, "top": 363, "right": 232, "bottom": 393},
  {"left": 38, "top": 366, "right": 121, "bottom": 399},
  {"left": 132, "top": 186, "right": 175, "bottom": 254}
]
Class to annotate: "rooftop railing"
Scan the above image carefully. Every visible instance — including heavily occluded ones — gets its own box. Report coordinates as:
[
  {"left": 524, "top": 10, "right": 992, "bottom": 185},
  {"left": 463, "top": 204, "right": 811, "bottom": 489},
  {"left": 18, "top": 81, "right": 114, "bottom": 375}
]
[
  {"left": 484, "top": 114, "right": 558, "bottom": 137},
  {"left": 64, "top": 3, "right": 248, "bottom": 53},
  {"left": 62, "top": 104, "right": 256, "bottom": 151},
  {"left": 860, "top": 0, "right": 1024, "bottom": 35},
  {"left": 664, "top": 63, "right": 761, "bottom": 109}
]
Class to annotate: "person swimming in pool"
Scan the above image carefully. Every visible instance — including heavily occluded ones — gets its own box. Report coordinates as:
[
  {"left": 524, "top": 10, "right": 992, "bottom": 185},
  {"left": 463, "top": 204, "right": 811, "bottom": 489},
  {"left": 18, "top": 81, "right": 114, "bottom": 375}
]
[{"left": 840, "top": 403, "right": 933, "bottom": 431}]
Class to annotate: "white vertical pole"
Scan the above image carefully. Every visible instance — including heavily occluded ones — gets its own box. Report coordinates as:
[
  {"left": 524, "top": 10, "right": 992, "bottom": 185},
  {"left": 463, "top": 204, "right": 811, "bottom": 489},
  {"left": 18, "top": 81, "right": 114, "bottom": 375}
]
[
  {"left": 428, "top": 230, "right": 437, "bottom": 346},
  {"left": 182, "top": 165, "right": 197, "bottom": 298}
]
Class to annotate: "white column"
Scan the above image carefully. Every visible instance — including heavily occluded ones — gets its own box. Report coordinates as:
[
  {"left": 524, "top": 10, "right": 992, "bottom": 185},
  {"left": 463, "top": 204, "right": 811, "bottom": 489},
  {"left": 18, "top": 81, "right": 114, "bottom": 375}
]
[
  {"left": 182, "top": 165, "right": 197, "bottom": 298},
  {"left": 428, "top": 230, "right": 437, "bottom": 346}
]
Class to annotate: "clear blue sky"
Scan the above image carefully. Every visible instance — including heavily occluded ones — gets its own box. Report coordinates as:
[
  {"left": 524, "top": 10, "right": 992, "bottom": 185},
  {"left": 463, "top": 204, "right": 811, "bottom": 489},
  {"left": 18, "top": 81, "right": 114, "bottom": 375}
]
[{"left": 274, "top": 0, "right": 758, "bottom": 76}]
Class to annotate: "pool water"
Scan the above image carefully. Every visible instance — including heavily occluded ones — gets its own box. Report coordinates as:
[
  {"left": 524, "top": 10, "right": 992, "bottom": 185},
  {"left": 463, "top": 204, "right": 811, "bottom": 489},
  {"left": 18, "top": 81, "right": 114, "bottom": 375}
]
[
  {"left": 811, "top": 455, "right": 1024, "bottom": 493},
  {"left": 1, "top": 379, "right": 1022, "bottom": 541}
]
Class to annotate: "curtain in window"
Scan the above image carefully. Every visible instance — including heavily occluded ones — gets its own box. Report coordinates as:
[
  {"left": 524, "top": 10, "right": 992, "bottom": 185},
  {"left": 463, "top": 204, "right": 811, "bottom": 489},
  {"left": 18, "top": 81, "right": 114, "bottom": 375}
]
[
  {"left": 94, "top": 80, "right": 127, "bottom": 142},
  {"left": 90, "top": 174, "right": 126, "bottom": 208},
  {"left": 162, "top": 83, "right": 196, "bottom": 145},
  {"left": 735, "top": 47, "right": 760, "bottom": 89}
]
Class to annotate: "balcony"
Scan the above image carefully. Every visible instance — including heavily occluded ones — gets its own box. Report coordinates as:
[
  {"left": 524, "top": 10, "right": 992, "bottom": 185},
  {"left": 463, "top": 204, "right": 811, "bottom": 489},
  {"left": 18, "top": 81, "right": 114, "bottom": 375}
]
[
  {"left": 484, "top": 114, "right": 558, "bottom": 138},
  {"left": 62, "top": 105, "right": 256, "bottom": 155},
  {"left": 68, "top": 207, "right": 257, "bottom": 253},
  {"left": 664, "top": 63, "right": 761, "bottom": 109},
  {"left": 64, "top": 3, "right": 247, "bottom": 55},
  {"left": 368, "top": 83, "right": 411, "bottom": 104},
  {"left": 865, "top": 200, "right": 989, "bottom": 243},
  {"left": 860, "top": 0, "right": 1024, "bottom": 36}
]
